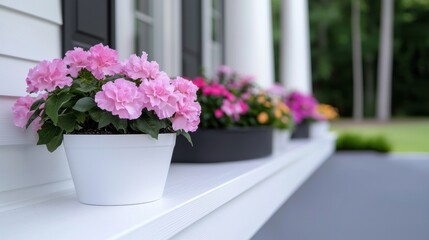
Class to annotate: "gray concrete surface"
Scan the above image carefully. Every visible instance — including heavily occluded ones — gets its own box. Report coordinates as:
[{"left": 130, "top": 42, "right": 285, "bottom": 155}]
[{"left": 252, "top": 152, "right": 429, "bottom": 240}]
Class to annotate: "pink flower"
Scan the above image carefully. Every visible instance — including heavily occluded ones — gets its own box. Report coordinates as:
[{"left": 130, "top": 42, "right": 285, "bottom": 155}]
[
  {"left": 192, "top": 77, "right": 206, "bottom": 88},
  {"left": 221, "top": 99, "right": 247, "bottom": 121},
  {"left": 63, "top": 47, "right": 90, "bottom": 77},
  {"left": 267, "top": 84, "right": 287, "bottom": 98},
  {"left": 217, "top": 65, "right": 233, "bottom": 77},
  {"left": 172, "top": 99, "right": 201, "bottom": 132},
  {"left": 87, "top": 43, "right": 122, "bottom": 80},
  {"left": 12, "top": 93, "right": 47, "bottom": 131},
  {"left": 95, "top": 78, "right": 145, "bottom": 119},
  {"left": 170, "top": 77, "right": 201, "bottom": 132},
  {"left": 122, "top": 52, "right": 160, "bottom": 80},
  {"left": 238, "top": 99, "right": 249, "bottom": 113},
  {"left": 139, "top": 75, "right": 178, "bottom": 119},
  {"left": 26, "top": 59, "right": 72, "bottom": 93},
  {"left": 214, "top": 109, "right": 224, "bottom": 118},
  {"left": 202, "top": 82, "right": 228, "bottom": 97},
  {"left": 12, "top": 95, "right": 35, "bottom": 128},
  {"left": 172, "top": 76, "right": 198, "bottom": 102}
]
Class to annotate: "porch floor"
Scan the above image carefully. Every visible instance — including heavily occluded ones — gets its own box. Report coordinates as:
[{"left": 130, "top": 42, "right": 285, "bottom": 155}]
[{"left": 253, "top": 152, "right": 429, "bottom": 240}]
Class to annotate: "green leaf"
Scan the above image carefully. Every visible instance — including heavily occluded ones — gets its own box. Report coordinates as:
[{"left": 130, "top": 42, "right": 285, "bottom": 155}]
[
  {"left": 74, "top": 112, "right": 86, "bottom": 124},
  {"left": 111, "top": 117, "right": 128, "bottom": 133},
  {"left": 57, "top": 114, "right": 76, "bottom": 132},
  {"left": 98, "top": 112, "right": 116, "bottom": 128},
  {"left": 45, "top": 93, "right": 74, "bottom": 125},
  {"left": 26, "top": 108, "right": 42, "bottom": 129},
  {"left": 37, "top": 123, "right": 63, "bottom": 146},
  {"left": 46, "top": 132, "right": 63, "bottom": 152},
  {"left": 30, "top": 98, "right": 45, "bottom": 111},
  {"left": 89, "top": 108, "right": 103, "bottom": 122},
  {"left": 73, "top": 97, "right": 96, "bottom": 112},
  {"left": 132, "top": 112, "right": 166, "bottom": 139},
  {"left": 178, "top": 131, "right": 193, "bottom": 146},
  {"left": 76, "top": 84, "right": 97, "bottom": 93}
]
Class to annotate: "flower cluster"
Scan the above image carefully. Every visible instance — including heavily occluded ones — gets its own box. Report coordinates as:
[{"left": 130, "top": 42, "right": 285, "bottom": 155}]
[
  {"left": 12, "top": 43, "right": 200, "bottom": 152},
  {"left": 285, "top": 91, "right": 324, "bottom": 124},
  {"left": 246, "top": 92, "right": 294, "bottom": 130},
  {"left": 317, "top": 104, "right": 339, "bottom": 121},
  {"left": 193, "top": 66, "right": 293, "bottom": 130}
]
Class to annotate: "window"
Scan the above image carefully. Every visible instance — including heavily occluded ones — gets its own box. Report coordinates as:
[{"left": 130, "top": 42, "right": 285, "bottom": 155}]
[
  {"left": 135, "top": 0, "right": 154, "bottom": 57},
  {"left": 202, "top": 0, "right": 224, "bottom": 77},
  {"left": 211, "top": 0, "right": 224, "bottom": 72},
  {"left": 134, "top": 0, "right": 163, "bottom": 66}
]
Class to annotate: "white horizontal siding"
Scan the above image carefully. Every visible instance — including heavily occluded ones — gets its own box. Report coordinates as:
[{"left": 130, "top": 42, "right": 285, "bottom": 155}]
[
  {"left": 0, "top": 6, "right": 61, "bottom": 64},
  {"left": 0, "top": 56, "right": 38, "bottom": 96},
  {"left": 0, "top": 0, "right": 68, "bottom": 194},
  {"left": 0, "top": 0, "right": 62, "bottom": 24},
  {"left": 0, "top": 144, "right": 70, "bottom": 193},
  {"left": 0, "top": 97, "right": 71, "bottom": 193}
]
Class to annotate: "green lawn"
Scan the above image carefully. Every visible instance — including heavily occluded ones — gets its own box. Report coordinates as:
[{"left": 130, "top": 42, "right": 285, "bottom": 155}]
[{"left": 332, "top": 119, "right": 429, "bottom": 152}]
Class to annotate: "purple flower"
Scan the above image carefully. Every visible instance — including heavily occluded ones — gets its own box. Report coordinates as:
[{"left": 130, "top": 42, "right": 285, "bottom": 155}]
[{"left": 285, "top": 91, "right": 319, "bottom": 124}]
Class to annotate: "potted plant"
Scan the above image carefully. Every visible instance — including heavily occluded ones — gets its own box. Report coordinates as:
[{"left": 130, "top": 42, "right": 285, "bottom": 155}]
[
  {"left": 285, "top": 91, "right": 323, "bottom": 138},
  {"left": 11, "top": 44, "right": 200, "bottom": 205},
  {"left": 266, "top": 84, "right": 295, "bottom": 153},
  {"left": 310, "top": 103, "right": 339, "bottom": 138},
  {"left": 172, "top": 66, "right": 280, "bottom": 163}
]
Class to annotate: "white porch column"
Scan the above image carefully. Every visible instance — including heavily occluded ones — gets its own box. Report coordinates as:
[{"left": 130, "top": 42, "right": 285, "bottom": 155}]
[
  {"left": 224, "top": 0, "right": 274, "bottom": 88},
  {"left": 281, "top": 0, "right": 312, "bottom": 94}
]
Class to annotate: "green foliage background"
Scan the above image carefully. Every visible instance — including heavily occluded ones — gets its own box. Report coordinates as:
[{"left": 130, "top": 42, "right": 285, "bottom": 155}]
[{"left": 271, "top": 0, "right": 429, "bottom": 117}]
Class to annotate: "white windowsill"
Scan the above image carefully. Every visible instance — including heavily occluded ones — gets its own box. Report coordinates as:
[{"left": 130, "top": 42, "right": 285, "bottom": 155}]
[{"left": 0, "top": 135, "right": 335, "bottom": 239}]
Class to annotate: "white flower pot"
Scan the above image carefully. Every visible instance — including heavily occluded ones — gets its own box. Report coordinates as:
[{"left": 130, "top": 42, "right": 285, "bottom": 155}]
[
  {"left": 273, "top": 129, "right": 291, "bottom": 153},
  {"left": 310, "top": 121, "right": 330, "bottom": 138},
  {"left": 63, "top": 133, "right": 176, "bottom": 205}
]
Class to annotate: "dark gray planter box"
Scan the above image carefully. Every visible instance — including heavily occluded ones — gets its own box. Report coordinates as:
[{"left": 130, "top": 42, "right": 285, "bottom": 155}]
[
  {"left": 291, "top": 122, "right": 310, "bottom": 139},
  {"left": 172, "top": 128, "right": 273, "bottom": 163}
]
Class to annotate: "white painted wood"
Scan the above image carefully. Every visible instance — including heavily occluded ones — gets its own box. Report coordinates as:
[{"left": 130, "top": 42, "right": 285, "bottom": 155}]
[
  {"left": 173, "top": 139, "right": 334, "bottom": 240},
  {"left": 0, "top": 180, "right": 73, "bottom": 213},
  {"left": 0, "top": 0, "right": 62, "bottom": 24},
  {"left": 0, "top": 137, "right": 335, "bottom": 239},
  {"left": 115, "top": 0, "right": 135, "bottom": 60},
  {"left": 160, "top": 0, "right": 182, "bottom": 76},
  {"left": 281, "top": 0, "right": 312, "bottom": 93},
  {"left": 202, "top": 0, "right": 213, "bottom": 77},
  {"left": 0, "top": 7, "right": 61, "bottom": 64},
  {"left": 0, "top": 144, "right": 70, "bottom": 193},
  {"left": 224, "top": 0, "right": 275, "bottom": 88},
  {"left": 0, "top": 56, "right": 38, "bottom": 96}
]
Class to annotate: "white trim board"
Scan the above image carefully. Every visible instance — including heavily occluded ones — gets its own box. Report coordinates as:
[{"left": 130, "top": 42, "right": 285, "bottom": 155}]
[{"left": 0, "top": 136, "right": 335, "bottom": 239}]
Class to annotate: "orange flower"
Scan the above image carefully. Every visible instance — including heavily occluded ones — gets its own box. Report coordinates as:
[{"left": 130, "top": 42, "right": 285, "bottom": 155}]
[
  {"left": 274, "top": 109, "right": 282, "bottom": 118},
  {"left": 317, "top": 104, "right": 339, "bottom": 120},
  {"left": 257, "top": 112, "right": 269, "bottom": 124},
  {"left": 264, "top": 102, "right": 272, "bottom": 108},
  {"left": 257, "top": 95, "right": 266, "bottom": 104}
]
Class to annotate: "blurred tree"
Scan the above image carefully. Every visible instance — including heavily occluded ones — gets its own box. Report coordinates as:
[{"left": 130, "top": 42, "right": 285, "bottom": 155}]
[
  {"left": 376, "top": 0, "right": 394, "bottom": 121},
  {"left": 352, "top": 0, "right": 364, "bottom": 121},
  {"left": 271, "top": 0, "right": 429, "bottom": 118}
]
